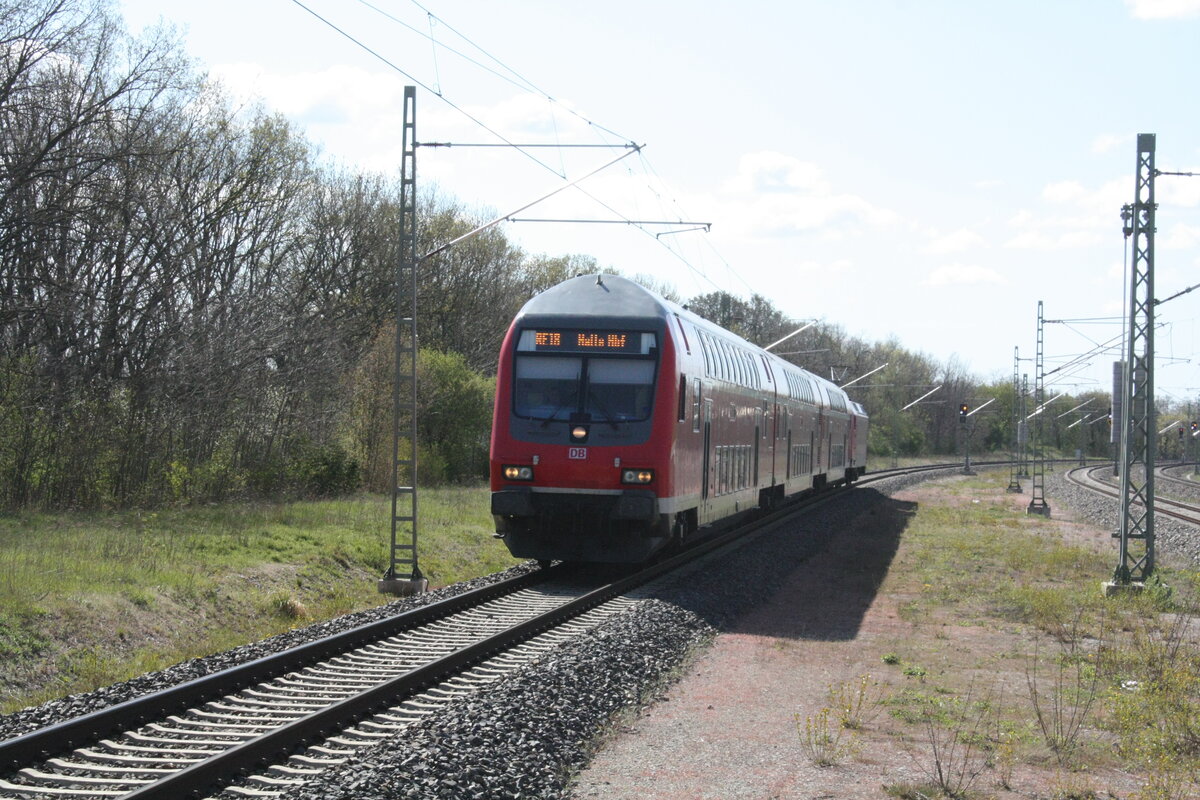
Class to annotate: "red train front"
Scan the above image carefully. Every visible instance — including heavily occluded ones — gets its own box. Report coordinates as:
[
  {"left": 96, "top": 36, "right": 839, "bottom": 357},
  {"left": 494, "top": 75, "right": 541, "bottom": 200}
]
[
  {"left": 489, "top": 274, "right": 680, "bottom": 562},
  {"left": 489, "top": 273, "right": 869, "bottom": 563}
]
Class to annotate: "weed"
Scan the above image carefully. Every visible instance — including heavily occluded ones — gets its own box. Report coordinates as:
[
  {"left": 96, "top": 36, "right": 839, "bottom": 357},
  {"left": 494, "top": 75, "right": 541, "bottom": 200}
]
[
  {"left": 904, "top": 684, "right": 998, "bottom": 798},
  {"left": 882, "top": 652, "right": 901, "bottom": 665},
  {"left": 829, "top": 674, "right": 887, "bottom": 730},
  {"left": 1025, "top": 611, "right": 1104, "bottom": 766},
  {"left": 1132, "top": 751, "right": 1200, "bottom": 800},
  {"left": 265, "top": 590, "right": 308, "bottom": 620},
  {"left": 1105, "top": 594, "right": 1200, "bottom": 767},
  {"left": 796, "top": 707, "right": 859, "bottom": 766}
]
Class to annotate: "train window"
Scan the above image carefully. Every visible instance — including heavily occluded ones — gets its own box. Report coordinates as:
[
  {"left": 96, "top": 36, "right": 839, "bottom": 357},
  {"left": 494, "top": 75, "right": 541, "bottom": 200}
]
[
  {"left": 700, "top": 333, "right": 713, "bottom": 377},
  {"left": 586, "top": 359, "right": 655, "bottom": 422},
  {"left": 513, "top": 356, "right": 581, "bottom": 420},
  {"left": 678, "top": 374, "right": 687, "bottom": 422},
  {"left": 673, "top": 314, "right": 691, "bottom": 355}
]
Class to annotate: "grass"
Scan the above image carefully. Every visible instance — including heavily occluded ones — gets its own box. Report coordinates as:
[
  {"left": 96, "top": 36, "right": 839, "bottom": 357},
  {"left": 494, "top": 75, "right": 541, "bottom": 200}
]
[
  {"left": 0, "top": 486, "right": 519, "bottom": 713},
  {"left": 872, "top": 470, "right": 1200, "bottom": 796}
]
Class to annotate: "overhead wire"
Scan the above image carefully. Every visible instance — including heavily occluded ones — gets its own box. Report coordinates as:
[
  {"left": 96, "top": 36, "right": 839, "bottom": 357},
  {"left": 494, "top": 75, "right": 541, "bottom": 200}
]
[
  {"left": 294, "top": 0, "right": 685, "bottom": 263},
  {"left": 401, "top": 0, "right": 735, "bottom": 295},
  {"left": 304, "top": 0, "right": 747, "bottom": 298}
]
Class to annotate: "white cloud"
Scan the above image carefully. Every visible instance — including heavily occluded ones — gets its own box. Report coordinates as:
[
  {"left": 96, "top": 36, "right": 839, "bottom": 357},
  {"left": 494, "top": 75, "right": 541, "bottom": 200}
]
[
  {"left": 923, "top": 264, "right": 1006, "bottom": 287},
  {"left": 1005, "top": 177, "right": 1129, "bottom": 250},
  {"left": 720, "top": 152, "right": 900, "bottom": 238},
  {"left": 1091, "top": 133, "right": 1130, "bottom": 154},
  {"left": 1004, "top": 229, "right": 1106, "bottom": 250},
  {"left": 1161, "top": 223, "right": 1200, "bottom": 249},
  {"left": 921, "top": 229, "right": 987, "bottom": 255},
  {"left": 1042, "top": 180, "right": 1089, "bottom": 205},
  {"left": 1124, "top": 0, "right": 1200, "bottom": 18}
]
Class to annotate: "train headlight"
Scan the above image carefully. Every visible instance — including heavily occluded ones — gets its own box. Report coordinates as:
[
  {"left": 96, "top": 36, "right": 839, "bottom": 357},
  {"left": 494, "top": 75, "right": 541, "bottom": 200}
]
[
  {"left": 503, "top": 465, "right": 534, "bottom": 481},
  {"left": 621, "top": 469, "right": 654, "bottom": 485},
  {"left": 571, "top": 426, "right": 589, "bottom": 441}
]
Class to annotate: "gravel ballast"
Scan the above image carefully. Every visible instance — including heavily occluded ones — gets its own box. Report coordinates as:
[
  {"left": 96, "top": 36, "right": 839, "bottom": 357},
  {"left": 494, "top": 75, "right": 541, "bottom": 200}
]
[{"left": 1046, "top": 466, "right": 1200, "bottom": 567}]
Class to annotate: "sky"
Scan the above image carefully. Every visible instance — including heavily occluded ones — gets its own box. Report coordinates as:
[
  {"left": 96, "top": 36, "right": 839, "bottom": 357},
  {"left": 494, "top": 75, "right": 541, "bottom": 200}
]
[{"left": 117, "top": 0, "right": 1200, "bottom": 407}]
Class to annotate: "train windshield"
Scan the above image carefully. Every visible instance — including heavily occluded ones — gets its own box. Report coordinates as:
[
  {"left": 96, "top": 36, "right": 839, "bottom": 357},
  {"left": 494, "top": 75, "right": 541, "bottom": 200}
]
[{"left": 514, "top": 355, "right": 656, "bottom": 423}]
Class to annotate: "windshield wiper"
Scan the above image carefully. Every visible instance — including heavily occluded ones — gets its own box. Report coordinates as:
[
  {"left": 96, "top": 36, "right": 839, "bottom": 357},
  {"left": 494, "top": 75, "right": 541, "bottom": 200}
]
[
  {"left": 538, "top": 393, "right": 578, "bottom": 427},
  {"left": 585, "top": 389, "right": 622, "bottom": 431}
]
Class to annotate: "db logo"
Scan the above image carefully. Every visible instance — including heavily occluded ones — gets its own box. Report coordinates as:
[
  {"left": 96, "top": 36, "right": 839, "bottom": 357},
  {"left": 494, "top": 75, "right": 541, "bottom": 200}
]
[{"left": 568, "top": 447, "right": 588, "bottom": 460}]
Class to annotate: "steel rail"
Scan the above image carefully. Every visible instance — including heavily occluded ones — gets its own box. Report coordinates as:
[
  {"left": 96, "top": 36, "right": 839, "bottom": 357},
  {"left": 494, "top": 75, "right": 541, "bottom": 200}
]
[
  {"left": 0, "top": 566, "right": 559, "bottom": 771},
  {"left": 1067, "top": 465, "right": 1200, "bottom": 527}
]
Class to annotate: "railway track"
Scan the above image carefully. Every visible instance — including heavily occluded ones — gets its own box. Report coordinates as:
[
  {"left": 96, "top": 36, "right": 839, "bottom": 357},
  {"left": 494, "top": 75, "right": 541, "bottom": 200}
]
[
  {"left": 1065, "top": 464, "right": 1200, "bottom": 527},
  {"left": 0, "top": 463, "right": 958, "bottom": 800},
  {"left": 1157, "top": 463, "right": 1200, "bottom": 500}
]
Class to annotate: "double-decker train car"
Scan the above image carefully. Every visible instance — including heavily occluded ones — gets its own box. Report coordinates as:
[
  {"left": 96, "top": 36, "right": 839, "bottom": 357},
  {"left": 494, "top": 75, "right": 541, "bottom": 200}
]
[{"left": 489, "top": 274, "right": 867, "bottom": 563}]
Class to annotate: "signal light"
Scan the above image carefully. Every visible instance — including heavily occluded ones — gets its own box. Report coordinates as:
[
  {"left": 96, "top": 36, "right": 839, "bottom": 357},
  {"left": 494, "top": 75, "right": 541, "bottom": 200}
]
[
  {"left": 1192, "top": 421, "right": 1198, "bottom": 433},
  {"left": 959, "top": 403, "right": 969, "bottom": 421}
]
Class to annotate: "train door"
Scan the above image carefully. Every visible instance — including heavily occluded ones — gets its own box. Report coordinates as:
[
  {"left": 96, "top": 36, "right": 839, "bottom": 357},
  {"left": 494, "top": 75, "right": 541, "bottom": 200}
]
[
  {"left": 786, "top": 427, "right": 792, "bottom": 480},
  {"left": 817, "top": 409, "right": 826, "bottom": 474},
  {"left": 849, "top": 414, "right": 858, "bottom": 471},
  {"left": 701, "top": 398, "right": 713, "bottom": 504},
  {"left": 753, "top": 406, "right": 762, "bottom": 486}
]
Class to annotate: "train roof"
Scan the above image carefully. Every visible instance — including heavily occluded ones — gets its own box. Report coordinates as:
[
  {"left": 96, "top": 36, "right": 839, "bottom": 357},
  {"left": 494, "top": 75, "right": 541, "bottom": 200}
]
[{"left": 516, "top": 273, "right": 671, "bottom": 325}]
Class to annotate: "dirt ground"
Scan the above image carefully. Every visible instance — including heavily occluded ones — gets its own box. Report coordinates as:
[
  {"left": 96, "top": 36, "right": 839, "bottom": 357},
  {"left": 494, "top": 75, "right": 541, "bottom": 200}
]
[{"left": 569, "top": 475, "right": 1147, "bottom": 800}]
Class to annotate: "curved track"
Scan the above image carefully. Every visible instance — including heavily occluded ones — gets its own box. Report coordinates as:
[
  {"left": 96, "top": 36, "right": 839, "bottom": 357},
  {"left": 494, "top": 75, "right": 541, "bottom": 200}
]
[
  {"left": 1065, "top": 464, "right": 1200, "bottom": 527},
  {"left": 0, "top": 463, "right": 959, "bottom": 799}
]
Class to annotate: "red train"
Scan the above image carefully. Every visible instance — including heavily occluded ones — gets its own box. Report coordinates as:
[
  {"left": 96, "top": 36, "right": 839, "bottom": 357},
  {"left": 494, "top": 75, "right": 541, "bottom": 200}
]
[{"left": 489, "top": 274, "right": 868, "bottom": 563}]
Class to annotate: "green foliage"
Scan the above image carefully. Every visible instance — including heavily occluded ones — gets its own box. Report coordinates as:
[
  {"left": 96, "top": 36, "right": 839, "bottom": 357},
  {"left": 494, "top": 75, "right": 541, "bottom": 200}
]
[
  {"left": 286, "top": 441, "right": 360, "bottom": 497},
  {"left": 0, "top": 486, "right": 517, "bottom": 711},
  {"left": 416, "top": 349, "right": 496, "bottom": 484}
]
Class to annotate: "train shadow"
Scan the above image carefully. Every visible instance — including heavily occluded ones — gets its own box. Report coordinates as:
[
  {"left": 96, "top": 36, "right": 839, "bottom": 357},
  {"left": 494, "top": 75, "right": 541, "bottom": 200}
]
[{"left": 662, "top": 488, "right": 915, "bottom": 643}]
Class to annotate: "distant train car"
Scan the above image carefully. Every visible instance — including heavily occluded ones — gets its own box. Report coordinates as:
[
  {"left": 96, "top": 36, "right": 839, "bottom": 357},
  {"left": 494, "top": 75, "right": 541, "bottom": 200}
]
[{"left": 488, "top": 274, "right": 868, "bottom": 563}]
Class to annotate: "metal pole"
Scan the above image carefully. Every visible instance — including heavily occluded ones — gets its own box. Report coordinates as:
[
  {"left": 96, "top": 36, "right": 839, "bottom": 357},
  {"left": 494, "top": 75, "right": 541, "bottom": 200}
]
[
  {"left": 1007, "top": 346, "right": 1022, "bottom": 492},
  {"left": 1027, "top": 302, "right": 1050, "bottom": 516},
  {"left": 1022, "top": 374, "right": 1032, "bottom": 474},
  {"left": 379, "top": 86, "right": 428, "bottom": 596},
  {"left": 1111, "top": 133, "right": 1157, "bottom": 589}
]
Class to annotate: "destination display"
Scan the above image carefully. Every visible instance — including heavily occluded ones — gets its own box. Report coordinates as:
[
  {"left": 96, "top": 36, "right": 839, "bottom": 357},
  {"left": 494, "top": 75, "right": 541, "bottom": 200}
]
[{"left": 518, "top": 328, "right": 653, "bottom": 354}]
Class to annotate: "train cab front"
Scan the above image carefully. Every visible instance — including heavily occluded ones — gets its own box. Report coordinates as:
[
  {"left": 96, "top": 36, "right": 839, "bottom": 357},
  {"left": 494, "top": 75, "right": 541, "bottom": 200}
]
[{"left": 489, "top": 321, "right": 673, "bottom": 563}]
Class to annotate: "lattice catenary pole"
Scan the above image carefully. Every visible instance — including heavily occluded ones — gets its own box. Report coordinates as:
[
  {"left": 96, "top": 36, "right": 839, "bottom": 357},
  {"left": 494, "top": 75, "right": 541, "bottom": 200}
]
[
  {"left": 1112, "top": 133, "right": 1156, "bottom": 588},
  {"left": 1027, "top": 301, "right": 1050, "bottom": 516},
  {"left": 379, "top": 86, "right": 428, "bottom": 596},
  {"left": 1007, "top": 346, "right": 1022, "bottom": 492}
]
